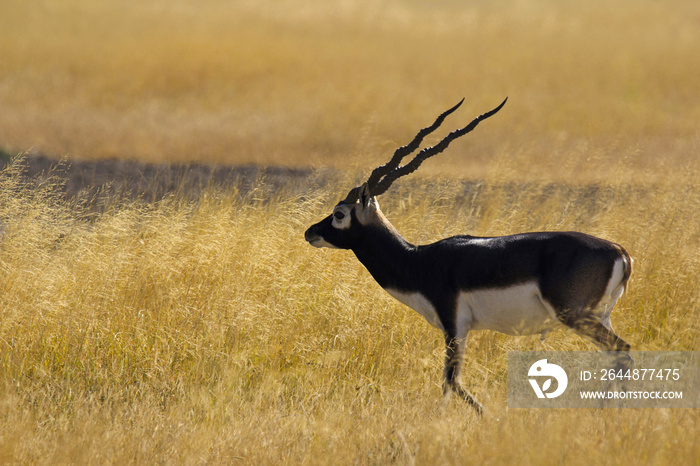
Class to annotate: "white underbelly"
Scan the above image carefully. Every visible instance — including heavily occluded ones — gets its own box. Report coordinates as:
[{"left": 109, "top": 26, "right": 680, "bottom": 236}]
[{"left": 458, "top": 282, "right": 560, "bottom": 336}]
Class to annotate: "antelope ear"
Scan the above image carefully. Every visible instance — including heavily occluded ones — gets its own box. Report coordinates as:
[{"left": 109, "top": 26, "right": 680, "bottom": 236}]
[{"left": 359, "top": 182, "right": 372, "bottom": 209}]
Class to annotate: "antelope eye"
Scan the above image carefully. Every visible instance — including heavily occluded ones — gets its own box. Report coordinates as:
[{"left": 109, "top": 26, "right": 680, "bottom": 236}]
[{"left": 334, "top": 211, "right": 345, "bottom": 220}]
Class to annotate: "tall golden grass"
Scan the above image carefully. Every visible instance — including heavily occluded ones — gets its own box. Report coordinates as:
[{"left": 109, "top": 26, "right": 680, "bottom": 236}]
[
  {"left": 0, "top": 155, "right": 697, "bottom": 464},
  {"left": 0, "top": 0, "right": 698, "bottom": 464}
]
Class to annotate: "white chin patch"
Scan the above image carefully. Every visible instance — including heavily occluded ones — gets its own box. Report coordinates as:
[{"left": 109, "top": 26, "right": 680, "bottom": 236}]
[{"left": 308, "top": 237, "right": 340, "bottom": 249}]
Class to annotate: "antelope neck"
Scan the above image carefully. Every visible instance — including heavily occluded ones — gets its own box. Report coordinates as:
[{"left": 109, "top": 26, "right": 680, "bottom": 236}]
[{"left": 351, "top": 223, "right": 418, "bottom": 290}]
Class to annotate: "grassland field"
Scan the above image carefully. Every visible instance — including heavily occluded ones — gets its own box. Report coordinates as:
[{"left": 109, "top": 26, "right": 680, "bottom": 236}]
[{"left": 0, "top": 0, "right": 699, "bottom": 464}]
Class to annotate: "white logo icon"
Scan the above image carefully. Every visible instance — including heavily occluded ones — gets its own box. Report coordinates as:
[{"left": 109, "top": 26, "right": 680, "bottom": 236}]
[{"left": 528, "top": 359, "right": 568, "bottom": 398}]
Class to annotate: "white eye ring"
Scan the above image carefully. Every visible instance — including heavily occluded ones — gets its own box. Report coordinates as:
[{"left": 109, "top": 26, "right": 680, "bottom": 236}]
[{"left": 334, "top": 211, "right": 345, "bottom": 220}]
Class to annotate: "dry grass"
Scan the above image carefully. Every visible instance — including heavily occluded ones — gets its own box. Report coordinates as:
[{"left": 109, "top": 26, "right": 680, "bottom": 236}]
[
  {"left": 1, "top": 0, "right": 699, "bottom": 180},
  {"left": 0, "top": 0, "right": 699, "bottom": 464},
  {"left": 0, "top": 156, "right": 697, "bottom": 464}
]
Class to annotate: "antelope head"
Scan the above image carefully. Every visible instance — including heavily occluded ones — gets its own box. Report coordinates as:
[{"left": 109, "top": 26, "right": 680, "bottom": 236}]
[{"left": 304, "top": 97, "right": 508, "bottom": 250}]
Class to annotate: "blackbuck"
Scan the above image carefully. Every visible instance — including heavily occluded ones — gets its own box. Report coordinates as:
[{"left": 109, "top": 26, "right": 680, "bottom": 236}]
[{"left": 304, "top": 98, "right": 632, "bottom": 414}]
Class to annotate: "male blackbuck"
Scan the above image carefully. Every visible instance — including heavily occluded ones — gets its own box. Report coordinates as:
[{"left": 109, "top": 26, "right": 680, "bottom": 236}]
[{"left": 304, "top": 98, "right": 632, "bottom": 414}]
